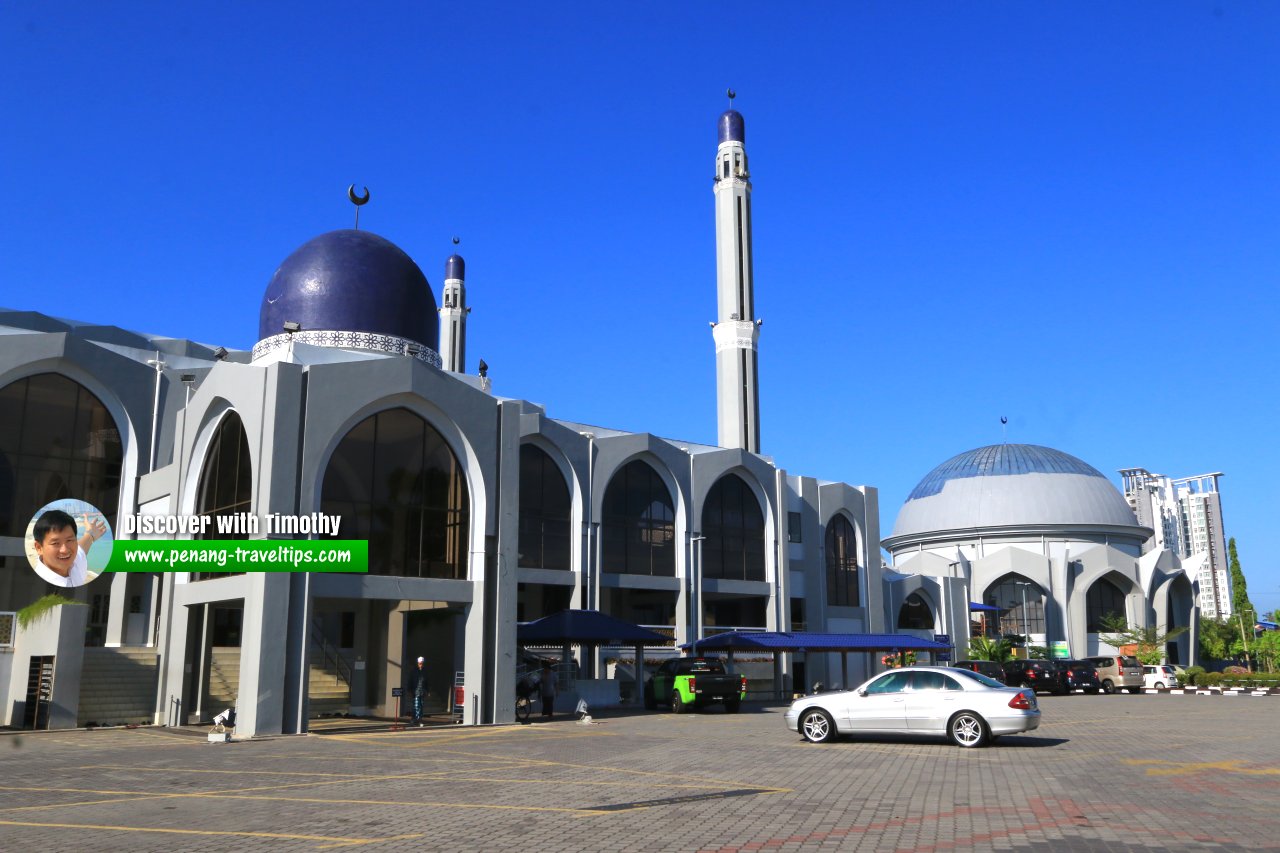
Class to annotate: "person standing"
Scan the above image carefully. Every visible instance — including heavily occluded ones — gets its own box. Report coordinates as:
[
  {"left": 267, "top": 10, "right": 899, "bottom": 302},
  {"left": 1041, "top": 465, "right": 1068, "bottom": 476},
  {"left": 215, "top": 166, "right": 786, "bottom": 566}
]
[
  {"left": 411, "top": 656, "right": 428, "bottom": 726},
  {"left": 539, "top": 660, "right": 556, "bottom": 719}
]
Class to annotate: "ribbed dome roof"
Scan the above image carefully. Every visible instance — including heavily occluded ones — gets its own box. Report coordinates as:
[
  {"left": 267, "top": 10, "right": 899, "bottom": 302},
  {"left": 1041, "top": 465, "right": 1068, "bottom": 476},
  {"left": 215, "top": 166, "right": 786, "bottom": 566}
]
[
  {"left": 890, "top": 444, "right": 1140, "bottom": 541},
  {"left": 258, "top": 230, "right": 438, "bottom": 349}
]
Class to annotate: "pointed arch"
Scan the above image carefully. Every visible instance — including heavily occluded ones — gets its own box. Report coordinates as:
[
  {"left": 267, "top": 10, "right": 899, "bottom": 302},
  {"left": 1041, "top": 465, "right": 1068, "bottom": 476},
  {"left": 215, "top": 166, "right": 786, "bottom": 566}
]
[
  {"left": 897, "top": 591, "right": 935, "bottom": 630},
  {"left": 1086, "top": 573, "right": 1129, "bottom": 632},
  {"left": 984, "top": 573, "right": 1046, "bottom": 635},
  {"left": 602, "top": 459, "right": 675, "bottom": 576},
  {"left": 518, "top": 443, "right": 571, "bottom": 570},
  {"left": 195, "top": 411, "right": 252, "bottom": 536},
  {"left": 702, "top": 473, "right": 765, "bottom": 582},
  {"left": 0, "top": 372, "right": 124, "bottom": 537},
  {"left": 825, "top": 513, "right": 860, "bottom": 607},
  {"left": 320, "top": 407, "right": 469, "bottom": 579}
]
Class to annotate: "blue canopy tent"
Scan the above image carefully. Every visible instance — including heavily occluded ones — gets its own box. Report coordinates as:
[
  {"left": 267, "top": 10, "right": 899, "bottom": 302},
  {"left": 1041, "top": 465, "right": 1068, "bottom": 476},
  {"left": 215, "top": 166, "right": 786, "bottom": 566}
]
[
  {"left": 679, "top": 630, "right": 952, "bottom": 693},
  {"left": 517, "top": 610, "right": 672, "bottom": 707}
]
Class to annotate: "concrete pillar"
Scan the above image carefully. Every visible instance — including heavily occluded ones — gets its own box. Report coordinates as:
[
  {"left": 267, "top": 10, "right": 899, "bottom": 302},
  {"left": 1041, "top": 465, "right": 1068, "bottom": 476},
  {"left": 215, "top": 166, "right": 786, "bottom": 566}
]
[
  {"left": 235, "top": 573, "right": 291, "bottom": 737},
  {"left": 103, "top": 572, "right": 129, "bottom": 647}
]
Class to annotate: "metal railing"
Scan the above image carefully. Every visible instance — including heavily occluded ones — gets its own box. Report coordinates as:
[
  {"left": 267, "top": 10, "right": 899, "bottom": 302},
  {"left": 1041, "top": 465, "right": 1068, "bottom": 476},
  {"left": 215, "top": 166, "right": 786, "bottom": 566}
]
[{"left": 309, "top": 619, "right": 352, "bottom": 686}]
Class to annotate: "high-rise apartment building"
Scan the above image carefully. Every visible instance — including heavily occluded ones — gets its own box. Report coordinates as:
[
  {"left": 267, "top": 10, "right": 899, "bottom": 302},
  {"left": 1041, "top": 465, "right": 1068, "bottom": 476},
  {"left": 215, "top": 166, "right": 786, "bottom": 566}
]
[{"left": 1119, "top": 468, "right": 1231, "bottom": 618}]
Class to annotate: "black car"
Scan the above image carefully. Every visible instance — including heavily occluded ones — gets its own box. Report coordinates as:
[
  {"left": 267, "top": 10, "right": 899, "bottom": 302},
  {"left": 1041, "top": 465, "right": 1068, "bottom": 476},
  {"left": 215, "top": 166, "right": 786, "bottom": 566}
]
[
  {"left": 951, "top": 660, "right": 1008, "bottom": 684},
  {"left": 1057, "top": 659, "right": 1101, "bottom": 694},
  {"left": 1002, "top": 659, "right": 1066, "bottom": 694}
]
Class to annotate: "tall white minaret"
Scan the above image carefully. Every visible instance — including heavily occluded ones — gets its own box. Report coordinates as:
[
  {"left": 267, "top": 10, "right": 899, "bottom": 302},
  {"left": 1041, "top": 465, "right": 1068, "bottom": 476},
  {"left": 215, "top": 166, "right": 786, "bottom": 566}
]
[
  {"left": 711, "top": 98, "right": 760, "bottom": 453},
  {"left": 438, "top": 246, "right": 467, "bottom": 372}
]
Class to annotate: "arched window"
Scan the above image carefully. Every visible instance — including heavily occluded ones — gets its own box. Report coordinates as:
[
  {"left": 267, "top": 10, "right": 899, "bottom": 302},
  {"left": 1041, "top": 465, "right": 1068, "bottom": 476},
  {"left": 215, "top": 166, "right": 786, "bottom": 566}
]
[
  {"left": 897, "top": 592, "right": 934, "bottom": 629},
  {"left": 321, "top": 408, "right": 469, "bottom": 579},
  {"left": 518, "top": 444, "right": 571, "bottom": 570},
  {"left": 825, "top": 514, "right": 860, "bottom": 607},
  {"left": 986, "top": 575, "right": 1046, "bottom": 635},
  {"left": 702, "top": 474, "right": 765, "bottom": 582},
  {"left": 196, "top": 412, "right": 252, "bottom": 535},
  {"left": 601, "top": 460, "right": 674, "bottom": 577},
  {"left": 0, "top": 373, "right": 123, "bottom": 538},
  {"left": 190, "top": 412, "right": 252, "bottom": 580},
  {"left": 1087, "top": 576, "right": 1128, "bottom": 632}
]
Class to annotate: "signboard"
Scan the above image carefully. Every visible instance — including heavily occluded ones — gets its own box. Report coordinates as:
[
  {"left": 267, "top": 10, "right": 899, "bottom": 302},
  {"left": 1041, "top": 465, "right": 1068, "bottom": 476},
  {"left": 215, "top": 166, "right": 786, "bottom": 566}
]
[
  {"left": 391, "top": 687, "right": 403, "bottom": 697},
  {"left": 1050, "top": 641, "right": 1070, "bottom": 659},
  {"left": 934, "top": 634, "right": 952, "bottom": 663}
]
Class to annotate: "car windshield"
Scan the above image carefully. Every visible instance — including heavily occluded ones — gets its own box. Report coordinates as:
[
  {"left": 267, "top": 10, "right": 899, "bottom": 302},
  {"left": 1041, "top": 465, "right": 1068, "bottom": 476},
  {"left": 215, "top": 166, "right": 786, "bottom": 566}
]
[{"left": 948, "top": 668, "right": 1004, "bottom": 689}]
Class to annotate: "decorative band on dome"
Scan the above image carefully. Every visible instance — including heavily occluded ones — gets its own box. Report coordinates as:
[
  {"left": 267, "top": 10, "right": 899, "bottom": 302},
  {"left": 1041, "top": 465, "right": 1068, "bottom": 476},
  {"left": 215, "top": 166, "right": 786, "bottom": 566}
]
[{"left": 252, "top": 330, "right": 442, "bottom": 367}]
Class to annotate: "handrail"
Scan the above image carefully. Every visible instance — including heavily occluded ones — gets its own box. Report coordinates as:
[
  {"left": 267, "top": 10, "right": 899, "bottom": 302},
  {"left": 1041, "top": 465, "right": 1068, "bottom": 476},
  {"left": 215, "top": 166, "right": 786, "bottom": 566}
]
[{"left": 310, "top": 619, "right": 352, "bottom": 686}]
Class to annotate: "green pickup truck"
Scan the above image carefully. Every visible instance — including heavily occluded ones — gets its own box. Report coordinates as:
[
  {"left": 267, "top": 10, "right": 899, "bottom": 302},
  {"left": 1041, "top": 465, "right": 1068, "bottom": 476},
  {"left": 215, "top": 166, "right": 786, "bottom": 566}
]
[{"left": 644, "top": 657, "right": 747, "bottom": 713}]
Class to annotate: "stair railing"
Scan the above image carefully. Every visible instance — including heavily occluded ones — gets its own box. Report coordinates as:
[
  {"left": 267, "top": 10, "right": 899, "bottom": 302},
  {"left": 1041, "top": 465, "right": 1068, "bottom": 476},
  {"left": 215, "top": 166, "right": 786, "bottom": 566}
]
[{"left": 310, "top": 619, "right": 353, "bottom": 686}]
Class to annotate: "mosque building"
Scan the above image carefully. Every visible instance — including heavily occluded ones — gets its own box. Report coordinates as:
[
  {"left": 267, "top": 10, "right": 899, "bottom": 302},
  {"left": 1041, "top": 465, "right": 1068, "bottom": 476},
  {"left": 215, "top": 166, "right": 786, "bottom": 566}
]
[{"left": 0, "top": 104, "right": 1199, "bottom": 735}]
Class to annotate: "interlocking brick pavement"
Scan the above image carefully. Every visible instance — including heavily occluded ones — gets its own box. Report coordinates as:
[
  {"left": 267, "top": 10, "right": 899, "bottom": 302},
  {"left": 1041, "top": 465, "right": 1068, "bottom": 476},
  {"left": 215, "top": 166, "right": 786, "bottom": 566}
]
[{"left": 0, "top": 693, "right": 1276, "bottom": 851}]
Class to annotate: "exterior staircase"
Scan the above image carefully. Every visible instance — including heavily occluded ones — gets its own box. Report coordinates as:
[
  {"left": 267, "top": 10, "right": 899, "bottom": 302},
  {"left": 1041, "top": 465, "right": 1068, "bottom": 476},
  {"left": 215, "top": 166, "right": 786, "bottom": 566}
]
[
  {"left": 77, "top": 647, "right": 160, "bottom": 727},
  {"left": 203, "top": 643, "right": 351, "bottom": 719}
]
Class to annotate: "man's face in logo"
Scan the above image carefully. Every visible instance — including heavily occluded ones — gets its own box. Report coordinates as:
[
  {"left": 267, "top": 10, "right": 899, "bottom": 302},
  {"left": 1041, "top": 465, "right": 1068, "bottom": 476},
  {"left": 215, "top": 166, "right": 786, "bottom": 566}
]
[{"left": 35, "top": 524, "right": 78, "bottom": 576}]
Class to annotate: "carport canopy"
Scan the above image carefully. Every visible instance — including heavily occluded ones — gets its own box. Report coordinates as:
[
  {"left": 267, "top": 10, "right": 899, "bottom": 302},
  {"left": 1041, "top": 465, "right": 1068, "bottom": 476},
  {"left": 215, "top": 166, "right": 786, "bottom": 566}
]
[
  {"left": 679, "top": 631, "right": 951, "bottom": 654},
  {"left": 678, "top": 631, "right": 953, "bottom": 694},
  {"left": 517, "top": 609, "right": 671, "bottom": 646}
]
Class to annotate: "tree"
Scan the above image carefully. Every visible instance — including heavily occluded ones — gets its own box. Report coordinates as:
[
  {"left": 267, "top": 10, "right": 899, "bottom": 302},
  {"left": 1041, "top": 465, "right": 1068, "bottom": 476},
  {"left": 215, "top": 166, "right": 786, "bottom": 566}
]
[
  {"left": 967, "top": 636, "right": 1015, "bottom": 662},
  {"left": 1198, "top": 617, "right": 1237, "bottom": 662},
  {"left": 1228, "top": 538, "right": 1256, "bottom": 623},
  {"left": 1097, "top": 613, "right": 1188, "bottom": 665},
  {"left": 1252, "top": 630, "right": 1280, "bottom": 673}
]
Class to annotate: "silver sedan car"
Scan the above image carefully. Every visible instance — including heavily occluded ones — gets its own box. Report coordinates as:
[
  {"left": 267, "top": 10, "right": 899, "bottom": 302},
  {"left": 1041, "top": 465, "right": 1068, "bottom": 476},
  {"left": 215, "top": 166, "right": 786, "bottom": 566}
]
[{"left": 784, "top": 666, "right": 1041, "bottom": 748}]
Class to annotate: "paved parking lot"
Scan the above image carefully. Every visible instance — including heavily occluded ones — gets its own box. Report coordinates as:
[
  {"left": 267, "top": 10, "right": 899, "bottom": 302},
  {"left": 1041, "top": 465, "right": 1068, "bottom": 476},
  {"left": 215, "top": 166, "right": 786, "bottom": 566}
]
[{"left": 1, "top": 693, "right": 1277, "bottom": 851}]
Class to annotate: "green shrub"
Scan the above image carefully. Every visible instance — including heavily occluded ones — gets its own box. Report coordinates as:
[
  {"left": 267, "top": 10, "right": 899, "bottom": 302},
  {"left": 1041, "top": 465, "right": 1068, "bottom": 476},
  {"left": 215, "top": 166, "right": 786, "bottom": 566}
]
[
  {"left": 1200, "top": 672, "right": 1224, "bottom": 687},
  {"left": 1183, "top": 665, "right": 1205, "bottom": 686}
]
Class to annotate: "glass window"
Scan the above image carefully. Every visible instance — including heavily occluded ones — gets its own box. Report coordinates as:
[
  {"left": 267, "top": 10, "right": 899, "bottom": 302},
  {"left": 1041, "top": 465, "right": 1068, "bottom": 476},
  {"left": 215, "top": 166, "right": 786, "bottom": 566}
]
[
  {"left": 909, "top": 671, "right": 946, "bottom": 691},
  {"left": 321, "top": 409, "right": 469, "bottom": 579},
  {"left": 897, "top": 592, "right": 934, "bottom": 629},
  {"left": 601, "top": 460, "right": 675, "bottom": 577},
  {"left": 191, "top": 412, "right": 253, "bottom": 580},
  {"left": 824, "top": 514, "right": 859, "bottom": 607},
  {"left": 986, "top": 575, "right": 1046, "bottom": 634},
  {"left": 1087, "top": 577, "right": 1128, "bottom": 632},
  {"left": 0, "top": 374, "right": 123, "bottom": 538},
  {"left": 787, "top": 511, "right": 802, "bottom": 543},
  {"left": 702, "top": 474, "right": 765, "bottom": 582},
  {"left": 518, "top": 445, "right": 572, "bottom": 570},
  {"left": 865, "top": 671, "right": 910, "bottom": 694}
]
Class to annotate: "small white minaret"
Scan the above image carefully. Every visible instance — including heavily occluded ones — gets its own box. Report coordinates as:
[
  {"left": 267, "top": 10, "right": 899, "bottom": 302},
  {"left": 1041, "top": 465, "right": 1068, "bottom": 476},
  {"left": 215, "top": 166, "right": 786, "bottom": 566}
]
[
  {"left": 711, "top": 98, "right": 760, "bottom": 453},
  {"left": 438, "top": 247, "right": 467, "bottom": 372}
]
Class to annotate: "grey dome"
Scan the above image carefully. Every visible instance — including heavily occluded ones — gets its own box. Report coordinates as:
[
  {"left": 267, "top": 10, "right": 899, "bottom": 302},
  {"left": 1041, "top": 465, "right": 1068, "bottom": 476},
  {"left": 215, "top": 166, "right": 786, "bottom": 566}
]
[
  {"left": 890, "top": 444, "right": 1139, "bottom": 540},
  {"left": 718, "top": 110, "right": 745, "bottom": 144},
  {"left": 258, "top": 230, "right": 438, "bottom": 349}
]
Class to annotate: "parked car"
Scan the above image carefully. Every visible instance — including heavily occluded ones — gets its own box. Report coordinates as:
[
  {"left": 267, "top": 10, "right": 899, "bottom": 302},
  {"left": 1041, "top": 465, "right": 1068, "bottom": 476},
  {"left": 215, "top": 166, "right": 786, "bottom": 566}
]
[
  {"left": 1143, "top": 665, "right": 1179, "bottom": 688},
  {"left": 951, "top": 660, "right": 1008, "bottom": 684},
  {"left": 1057, "top": 659, "right": 1102, "bottom": 693},
  {"left": 644, "top": 656, "right": 746, "bottom": 713},
  {"left": 1002, "top": 659, "right": 1067, "bottom": 694},
  {"left": 785, "top": 666, "right": 1040, "bottom": 748},
  {"left": 1085, "top": 655, "right": 1144, "bottom": 694}
]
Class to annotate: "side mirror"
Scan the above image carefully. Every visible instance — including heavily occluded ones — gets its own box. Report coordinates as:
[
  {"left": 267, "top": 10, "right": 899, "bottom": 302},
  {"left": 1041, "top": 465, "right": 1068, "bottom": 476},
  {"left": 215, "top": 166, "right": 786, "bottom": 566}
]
[{"left": 857, "top": 688, "right": 868, "bottom": 697}]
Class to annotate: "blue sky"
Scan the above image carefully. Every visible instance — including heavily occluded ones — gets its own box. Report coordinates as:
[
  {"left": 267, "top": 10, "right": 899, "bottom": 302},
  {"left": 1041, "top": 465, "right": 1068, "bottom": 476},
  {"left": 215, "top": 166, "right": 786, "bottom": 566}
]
[{"left": 4, "top": 3, "right": 1279, "bottom": 616}]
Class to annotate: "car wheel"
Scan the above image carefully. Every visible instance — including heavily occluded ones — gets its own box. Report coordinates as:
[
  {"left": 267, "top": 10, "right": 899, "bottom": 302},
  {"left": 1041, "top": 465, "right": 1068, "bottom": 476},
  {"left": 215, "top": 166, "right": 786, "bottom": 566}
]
[
  {"left": 799, "top": 709, "right": 836, "bottom": 743},
  {"left": 643, "top": 685, "right": 656, "bottom": 711},
  {"left": 671, "top": 692, "right": 685, "bottom": 714},
  {"left": 948, "top": 712, "right": 989, "bottom": 748},
  {"left": 1101, "top": 679, "right": 1115, "bottom": 694},
  {"left": 1154, "top": 682, "right": 1166, "bottom": 689}
]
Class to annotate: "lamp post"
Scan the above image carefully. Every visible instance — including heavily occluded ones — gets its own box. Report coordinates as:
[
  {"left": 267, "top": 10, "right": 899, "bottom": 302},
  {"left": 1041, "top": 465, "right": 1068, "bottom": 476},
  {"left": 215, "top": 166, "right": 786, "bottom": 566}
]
[
  {"left": 1237, "top": 608, "right": 1256, "bottom": 672},
  {"left": 1014, "top": 582, "right": 1032, "bottom": 654}
]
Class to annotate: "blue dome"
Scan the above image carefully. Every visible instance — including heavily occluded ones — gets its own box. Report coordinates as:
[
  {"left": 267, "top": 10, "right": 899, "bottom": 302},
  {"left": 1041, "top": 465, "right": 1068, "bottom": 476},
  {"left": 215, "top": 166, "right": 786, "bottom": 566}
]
[
  {"left": 258, "top": 230, "right": 438, "bottom": 348},
  {"left": 890, "top": 443, "right": 1140, "bottom": 541},
  {"left": 719, "top": 109, "right": 745, "bottom": 144},
  {"left": 445, "top": 253, "right": 465, "bottom": 281}
]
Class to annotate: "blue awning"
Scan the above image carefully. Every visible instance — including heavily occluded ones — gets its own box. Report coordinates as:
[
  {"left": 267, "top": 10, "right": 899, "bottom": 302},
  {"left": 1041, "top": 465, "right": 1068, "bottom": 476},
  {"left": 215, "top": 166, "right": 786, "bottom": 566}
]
[
  {"left": 679, "top": 631, "right": 951, "bottom": 653},
  {"left": 517, "top": 609, "right": 672, "bottom": 646},
  {"left": 1256, "top": 620, "right": 1279, "bottom": 631},
  {"left": 969, "top": 602, "right": 999, "bottom": 612}
]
